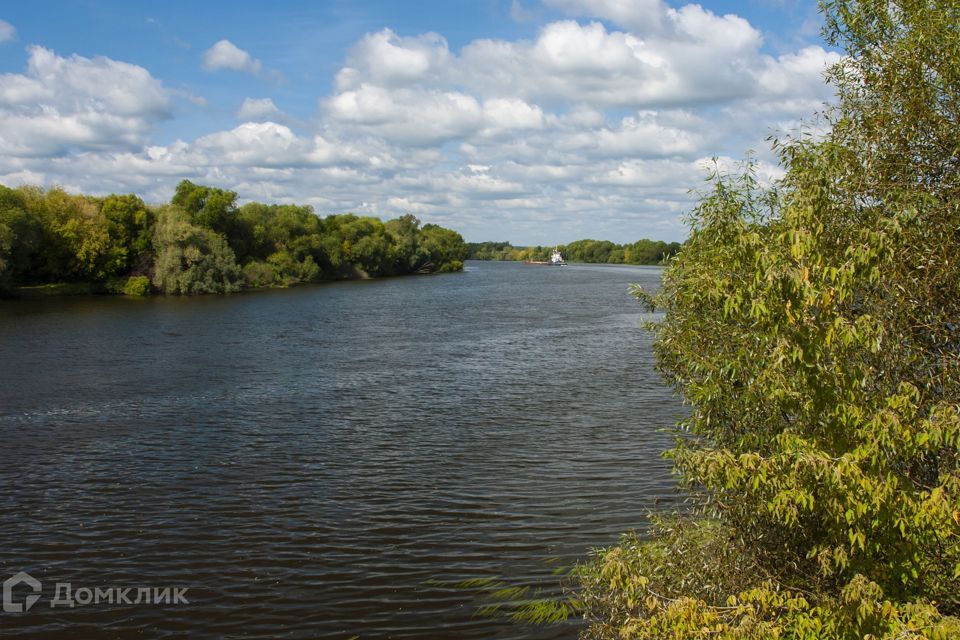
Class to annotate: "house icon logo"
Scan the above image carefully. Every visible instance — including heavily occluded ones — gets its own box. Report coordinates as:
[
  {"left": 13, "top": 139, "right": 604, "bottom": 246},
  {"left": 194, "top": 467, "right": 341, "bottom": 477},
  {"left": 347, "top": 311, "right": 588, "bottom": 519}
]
[{"left": 3, "top": 572, "right": 41, "bottom": 613}]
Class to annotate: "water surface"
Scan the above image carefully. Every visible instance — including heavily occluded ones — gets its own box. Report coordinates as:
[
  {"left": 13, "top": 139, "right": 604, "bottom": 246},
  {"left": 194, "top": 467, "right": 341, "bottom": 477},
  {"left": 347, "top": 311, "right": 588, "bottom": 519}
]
[{"left": 0, "top": 261, "right": 683, "bottom": 639}]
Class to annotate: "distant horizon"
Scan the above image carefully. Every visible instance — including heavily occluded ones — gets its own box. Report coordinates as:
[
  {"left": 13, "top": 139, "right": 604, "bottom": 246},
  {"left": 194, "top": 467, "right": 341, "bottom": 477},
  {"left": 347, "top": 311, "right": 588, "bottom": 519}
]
[{"left": 463, "top": 237, "right": 681, "bottom": 246}]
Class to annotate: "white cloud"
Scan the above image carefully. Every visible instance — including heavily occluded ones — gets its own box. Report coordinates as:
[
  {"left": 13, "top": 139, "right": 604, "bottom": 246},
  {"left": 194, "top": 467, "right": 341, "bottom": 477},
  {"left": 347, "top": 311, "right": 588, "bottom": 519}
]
[
  {"left": 533, "top": 20, "right": 645, "bottom": 73},
  {"left": 757, "top": 46, "right": 842, "bottom": 97},
  {"left": 326, "top": 85, "right": 485, "bottom": 145},
  {"left": 178, "top": 91, "right": 208, "bottom": 107},
  {"left": 592, "top": 158, "right": 692, "bottom": 187},
  {"left": 0, "top": 46, "right": 171, "bottom": 156},
  {"left": 482, "top": 98, "right": 544, "bottom": 133},
  {"left": 237, "top": 97, "right": 284, "bottom": 121},
  {"left": 331, "top": 17, "right": 781, "bottom": 110},
  {"left": 459, "top": 17, "right": 766, "bottom": 108},
  {"left": 202, "top": 39, "right": 262, "bottom": 74},
  {"left": 193, "top": 122, "right": 309, "bottom": 166},
  {"left": 669, "top": 4, "right": 759, "bottom": 50},
  {"left": 580, "top": 110, "right": 707, "bottom": 158},
  {"left": 337, "top": 29, "right": 450, "bottom": 90},
  {"left": 544, "top": 0, "right": 666, "bottom": 34},
  {"left": 510, "top": 0, "right": 535, "bottom": 22},
  {"left": 0, "top": 19, "right": 15, "bottom": 43}
]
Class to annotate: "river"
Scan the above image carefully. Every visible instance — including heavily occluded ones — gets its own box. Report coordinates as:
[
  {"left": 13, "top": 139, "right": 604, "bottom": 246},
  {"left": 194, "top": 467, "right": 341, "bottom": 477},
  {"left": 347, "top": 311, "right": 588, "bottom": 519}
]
[{"left": 0, "top": 260, "right": 683, "bottom": 639}]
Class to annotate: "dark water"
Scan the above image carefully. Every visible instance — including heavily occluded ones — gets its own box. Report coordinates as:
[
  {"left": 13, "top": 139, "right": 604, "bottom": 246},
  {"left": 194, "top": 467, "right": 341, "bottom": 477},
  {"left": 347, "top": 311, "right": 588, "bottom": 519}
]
[{"left": 0, "top": 261, "right": 683, "bottom": 639}]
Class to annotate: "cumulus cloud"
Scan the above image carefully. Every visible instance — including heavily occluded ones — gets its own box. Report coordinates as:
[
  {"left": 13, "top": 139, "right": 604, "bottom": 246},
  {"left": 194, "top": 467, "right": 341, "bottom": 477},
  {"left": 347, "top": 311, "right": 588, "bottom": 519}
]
[
  {"left": 336, "top": 29, "right": 451, "bottom": 90},
  {"left": 237, "top": 97, "right": 284, "bottom": 121},
  {"left": 544, "top": 0, "right": 667, "bottom": 33},
  {"left": 482, "top": 98, "right": 545, "bottom": 134},
  {"left": 192, "top": 122, "right": 310, "bottom": 166},
  {"left": 327, "top": 85, "right": 485, "bottom": 145},
  {"left": 202, "top": 39, "right": 263, "bottom": 74},
  {"left": 0, "top": 19, "right": 15, "bottom": 43},
  {"left": 0, "top": 46, "right": 171, "bottom": 156},
  {"left": 757, "top": 46, "right": 842, "bottom": 97},
  {"left": 332, "top": 13, "right": 826, "bottom": 112}
]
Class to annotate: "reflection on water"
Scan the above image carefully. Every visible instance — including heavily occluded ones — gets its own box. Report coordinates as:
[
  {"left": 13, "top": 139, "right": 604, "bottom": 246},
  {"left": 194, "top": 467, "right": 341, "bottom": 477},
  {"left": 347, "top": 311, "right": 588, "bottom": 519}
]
[{"left": 0, "top": 261, "right": 683, "bottom": 639}]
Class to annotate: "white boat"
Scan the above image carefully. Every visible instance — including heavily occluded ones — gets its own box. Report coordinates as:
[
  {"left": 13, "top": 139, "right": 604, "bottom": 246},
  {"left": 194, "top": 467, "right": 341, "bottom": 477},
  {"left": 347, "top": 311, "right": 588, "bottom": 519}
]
[{"left": 523, "top": 247, "right": 567, "bottom": 266}]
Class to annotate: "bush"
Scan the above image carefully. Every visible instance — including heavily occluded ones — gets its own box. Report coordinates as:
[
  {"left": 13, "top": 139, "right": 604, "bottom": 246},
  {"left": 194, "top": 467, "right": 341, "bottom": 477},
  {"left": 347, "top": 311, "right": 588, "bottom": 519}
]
[
  {"left": 436, "top": 259, "right": 463, "bottom": 273},
  {"left": 121, "top": 275, "right": 151, "bottom": 296},
  {"left": 579, "top": 516, "right": 960, "bottom": 639},
  {"left": 266, "top": 250, "right": 319, "bottom": 285},
  {"left": 581, "top": 1, "right": 960, "bottom": 637},
  {"left": 151, "top": 206, "right": 243, "bottom": 295},
  {"left": 242, "top": 261, "right": 277, "bottom": 288}
]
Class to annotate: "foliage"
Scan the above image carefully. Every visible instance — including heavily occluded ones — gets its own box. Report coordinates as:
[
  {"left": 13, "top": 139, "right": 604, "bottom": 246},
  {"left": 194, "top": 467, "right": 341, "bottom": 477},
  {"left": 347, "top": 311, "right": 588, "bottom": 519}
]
[
  {"left": 242, "top": 260, "right": 278, "bottom": 288},
  {"left": 468, "top": 241, "right": 518, "bottom": 261},
  {"left": 580, "top": 0, "right": 960, "bottom": 637},
  {"left": 41, "top": 188, "right": 124, "bottom": 282},
  {"left": 0, "top": 185, "right": 41, "bottom": 288},
  {"left": 266, "top": 250, "right": 320, "bottom": 285},
  {"left": 332, "top": 214, "right": 393, "bottom": 276},
  {"left": 0, "top": 181, "right": 468, "bottom": 295},
  {"left": 0, "top": 185, "right": 151, "bottom": 287},
  {"left": 0, "top": 221, "right": 11, "bottom": 286},
  {"left": 151, "top": 206, "right": 243, "bottom": 295},
  {"left": 172, "top": 180, "right": 240, "bottom": 240},
  {"left": 101, "top": 193, "right": 154, "bottom": 273},
  {"left": 581, "top": 518, "right": 959, "bottom": 640},
  {"left": 385, "top": 214, "right": 429, "bottom": 273},
  {"left": 419, "top": 223, "right": 469, "bottom": 272},
  {"left": 120, "top": 275, "right": 152, "bottom": 296}
]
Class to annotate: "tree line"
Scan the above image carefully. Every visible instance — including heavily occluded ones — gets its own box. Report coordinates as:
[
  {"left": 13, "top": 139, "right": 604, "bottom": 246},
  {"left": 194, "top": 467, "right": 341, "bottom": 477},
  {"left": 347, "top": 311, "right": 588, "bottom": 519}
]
[
  {"left": 467, "top": 238, "right": 681, "bottom": 265},
  {"left": 0, "top": 180, "right": 468, "bottom": 296}
]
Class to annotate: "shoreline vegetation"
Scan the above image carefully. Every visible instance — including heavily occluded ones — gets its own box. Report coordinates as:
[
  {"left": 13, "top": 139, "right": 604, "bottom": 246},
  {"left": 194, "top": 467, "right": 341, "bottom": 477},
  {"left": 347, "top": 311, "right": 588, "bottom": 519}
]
[
  {"left": 467, "top": 240, "right": 681, "bottom": 265},
  {"left": 0, "top": 179, "right": 469, "bottom": 297},
  {"left": 567, "top": 1, "right": 960, "bottom": 638}
]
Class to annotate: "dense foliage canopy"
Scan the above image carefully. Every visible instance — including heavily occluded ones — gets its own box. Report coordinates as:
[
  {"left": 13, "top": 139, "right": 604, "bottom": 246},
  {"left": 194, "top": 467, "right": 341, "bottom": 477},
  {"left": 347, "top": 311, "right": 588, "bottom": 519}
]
[
  {"left": 579, "top": 1, "right": 960, "bottom": 638},
  {"left": 468, "top": 239, "right": 681, "bottom": 265},
  {"left": 0, "top": 180, "right": 468, "bottom": 295}
]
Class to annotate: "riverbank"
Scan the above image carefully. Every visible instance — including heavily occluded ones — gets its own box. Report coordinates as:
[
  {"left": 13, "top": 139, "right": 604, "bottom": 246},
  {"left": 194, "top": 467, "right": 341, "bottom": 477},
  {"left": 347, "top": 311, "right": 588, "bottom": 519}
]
[
  {"left": 1, "top": 181, "right": 468, "bottom": 297},
  {"left": 4, "top": 261, "right": 464, "bottom": 299}
]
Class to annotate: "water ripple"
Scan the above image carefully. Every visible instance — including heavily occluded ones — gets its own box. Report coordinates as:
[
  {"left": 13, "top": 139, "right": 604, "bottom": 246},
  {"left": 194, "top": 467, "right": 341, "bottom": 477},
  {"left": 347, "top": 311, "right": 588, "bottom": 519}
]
[{"left": 0, "top": 262, "right": 684, "bottom": 639}]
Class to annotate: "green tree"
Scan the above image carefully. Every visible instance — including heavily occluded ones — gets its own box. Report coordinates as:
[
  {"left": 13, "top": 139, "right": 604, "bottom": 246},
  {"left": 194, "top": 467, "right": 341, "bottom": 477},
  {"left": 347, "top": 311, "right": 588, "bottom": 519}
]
[
  {"left": 418, "top": 223, "right": 468, "bottom": 272},
  {"left": 385, "top": 214, "right": 426, "bottom": 274},
  {"left": 101, "top": 193, "right": 154, "bottom": 273},
  {"left": 0, "top": 220, "right": 11, "bottom": 287},
  {"left": 7, "top": 186, "right": 78, "bottom": 282},
  {"left": 171, "top": 180, "right": 247, "bottom": 258},
  {"left": 0, "top": 186, "right": 42, "bottom": 287},
  {"left": 266, "top": 250, "right": 320, "bottom": 285},
  {"left": 44, "top": 188, "right": 126, "bottom": 282},
  {"left": 579, "top": 1, "right": 960, "bottom": 637},
  {"left": 0, "top": 178, "right": 469, "bottom": 293},
  {"left": 171, "top": 179, "right": 238, "bottom": 230},
  {"left": 152, "top": 206, "right": 243, "bottom": 295},
  {"left": 467, "top": 241, "right": 518, "bottom": 261}
]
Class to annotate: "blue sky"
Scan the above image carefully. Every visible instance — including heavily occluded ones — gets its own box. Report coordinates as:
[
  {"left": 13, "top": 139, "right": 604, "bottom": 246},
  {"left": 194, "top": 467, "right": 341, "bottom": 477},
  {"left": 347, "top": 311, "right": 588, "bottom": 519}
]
[{"left": 0, "top": 0, "right": 835, "bottom": 244}]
